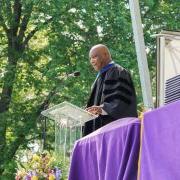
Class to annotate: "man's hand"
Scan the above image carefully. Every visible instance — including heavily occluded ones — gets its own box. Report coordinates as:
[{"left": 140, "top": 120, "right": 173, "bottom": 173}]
[{"left": 86, "top": 106, "right": 102, "bottom": 115}]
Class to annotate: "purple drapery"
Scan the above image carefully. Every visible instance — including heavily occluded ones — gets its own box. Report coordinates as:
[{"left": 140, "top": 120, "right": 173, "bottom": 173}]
[
  {"left": 68, "top": 118, "right": 140, "bottom": 180},
  {"left": 140, "top": 100, "right": 180, "bottom": 180}
]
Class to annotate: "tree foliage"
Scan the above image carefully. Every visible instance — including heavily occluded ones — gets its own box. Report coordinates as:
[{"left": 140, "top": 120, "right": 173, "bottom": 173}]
[{"left": 0, "top": 0, "right": 179, "bottom": 177}]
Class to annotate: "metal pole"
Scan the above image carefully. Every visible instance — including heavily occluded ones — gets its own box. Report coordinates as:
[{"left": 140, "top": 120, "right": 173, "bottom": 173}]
[
  {"left": 42, "top": 117, "right": 47, "bottom": 150},
  {"left": 159, "top": 37, "right": 165, "bottom": 106},
  {"left": 129, "top": 0, "right": 154, "bottom": 109}
]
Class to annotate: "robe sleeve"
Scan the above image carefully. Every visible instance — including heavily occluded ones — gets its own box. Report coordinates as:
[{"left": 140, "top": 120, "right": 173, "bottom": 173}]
[{"left": 101, "top": 67, "right": 136, "bottom": 119}]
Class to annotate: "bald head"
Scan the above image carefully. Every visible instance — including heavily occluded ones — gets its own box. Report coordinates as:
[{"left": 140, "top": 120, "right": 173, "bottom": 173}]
[{"left": 89, "top": 44, "right": 112, "bottom": 71}]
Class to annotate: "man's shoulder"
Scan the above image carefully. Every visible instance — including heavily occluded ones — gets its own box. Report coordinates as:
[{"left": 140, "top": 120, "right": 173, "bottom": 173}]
[
  {"left": 105, "top": 63, "right": 131, "bottom": 80},
  {"left": 109, "top": 63, "right": 128, "bottom": 73},
  {"left": 113, "top": 63, "right": 123, "bottom": 70}
]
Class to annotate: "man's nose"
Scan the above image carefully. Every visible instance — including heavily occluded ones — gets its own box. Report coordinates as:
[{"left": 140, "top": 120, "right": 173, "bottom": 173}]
[
  {"left": 91, "top": 57, "right": 97, "bottom": 62},
  {"left": 90, "top": 58, "right": 95, "bottom": 64}
]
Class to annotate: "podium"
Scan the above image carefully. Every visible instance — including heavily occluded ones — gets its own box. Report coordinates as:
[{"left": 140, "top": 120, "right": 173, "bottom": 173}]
[{"left": 41, "top": 101, "right": 96, "bottom": 159}]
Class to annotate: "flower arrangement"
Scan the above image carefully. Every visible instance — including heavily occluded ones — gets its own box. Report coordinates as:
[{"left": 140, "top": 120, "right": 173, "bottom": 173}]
[{"left": 15, "top": 152, "right": 63, "bottom": 180}]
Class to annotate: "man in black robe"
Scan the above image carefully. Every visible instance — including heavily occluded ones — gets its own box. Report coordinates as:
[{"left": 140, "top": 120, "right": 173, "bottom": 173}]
[{"left": 83, "top": 44, "right": 138, "bottom": 136}]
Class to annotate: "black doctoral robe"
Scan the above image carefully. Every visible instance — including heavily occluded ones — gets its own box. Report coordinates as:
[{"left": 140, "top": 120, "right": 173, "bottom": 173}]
[{"left": 83, "top": 63, "right": 138, "bottom": 136}]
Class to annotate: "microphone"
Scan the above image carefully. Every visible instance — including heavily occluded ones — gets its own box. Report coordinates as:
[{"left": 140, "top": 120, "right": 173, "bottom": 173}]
[{"left": 67, "top": 71, "right": 81, "bottom": 77}]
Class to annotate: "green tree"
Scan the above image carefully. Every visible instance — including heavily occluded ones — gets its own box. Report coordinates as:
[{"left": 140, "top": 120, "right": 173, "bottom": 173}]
[{"left": 0, "top": 0, "right": 63, "bottom": 176}]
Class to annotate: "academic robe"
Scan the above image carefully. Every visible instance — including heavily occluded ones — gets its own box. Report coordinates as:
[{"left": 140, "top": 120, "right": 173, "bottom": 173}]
[{"left": 83, "top": 63, "right": 138, "bottom": 136}]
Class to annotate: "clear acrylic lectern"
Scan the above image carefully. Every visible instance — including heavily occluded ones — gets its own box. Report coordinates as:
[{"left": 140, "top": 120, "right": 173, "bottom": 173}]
[{"left": 41, "top": 101, "right": 96, "bottom": 159}]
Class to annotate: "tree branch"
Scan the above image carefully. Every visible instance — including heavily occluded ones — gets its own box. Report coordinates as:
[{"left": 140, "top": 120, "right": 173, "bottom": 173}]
[
  {"left": 18, "top": 3, "right": 33, "bottom": 43},
  {"left": 6, "top": 0, "right": 13, "bottom": 20},
  {"left": 0, "top": 58, "right": 18, "bottom": 113},
  {"left": 36, "top": 86, "right": 57, "bottom": 116},
  {"left": 22, "top": 26, "right": 38, "bottom": 49},
  {"left": 22, "top": 17, "right": 53, "bottom": 49},
  {"left": 0, "top": 114, "right": 7, "bottom": 166},
  {"left": 12, "top": 0, "right": 22, "bottom": 36}
]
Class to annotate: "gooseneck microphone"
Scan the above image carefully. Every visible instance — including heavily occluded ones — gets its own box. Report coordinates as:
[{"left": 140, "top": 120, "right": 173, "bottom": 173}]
[
  {"left": 67, "top": 71, "right": 81, "bottom": 77},
  {"left": 56, "top": 71, "right": 80, "bottom": 80}
]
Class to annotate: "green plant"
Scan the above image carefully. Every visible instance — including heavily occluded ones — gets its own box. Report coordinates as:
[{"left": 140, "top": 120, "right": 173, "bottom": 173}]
[{"left": 15, "top": 151, "right": 68, "bottom": 180}]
